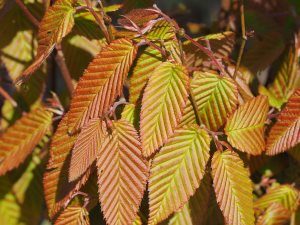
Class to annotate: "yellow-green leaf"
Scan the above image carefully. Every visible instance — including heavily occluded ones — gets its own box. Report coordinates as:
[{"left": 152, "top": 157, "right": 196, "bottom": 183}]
[
  {"left": 148, "top": 125, "right": 211, "bottom": 225},
  {"left": 140, "top": 62, "right": 189, "bottom": 157},
  {"left": 191, "top": 71, "right": 238, "bottom": 131},
  {"left": 254, "top": 185, "right": 299, "bottom": 214},
  {"left": 211, "top": 150, "right": 255, "bottom": 225},
  {"left": 225, "top": 95, "right": 269, "bottom": 155}
]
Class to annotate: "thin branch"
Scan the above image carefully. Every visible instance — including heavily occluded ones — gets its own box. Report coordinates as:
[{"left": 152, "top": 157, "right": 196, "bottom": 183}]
[
  {"left": 84, "top": 0, "right": 111, "bottom": 42},
  {"left": 55, "top": 44, "right": 74, "bottom": 95},
  {"left": 0, "top": 86, "right": 18, "bottom": 107},
  {"left": 233, "top": 0, "right": 247, "bottom": 79},
  {"left": 148, "top": 5, "right": 225, "bottom": 74},
  {"left": 15, "top": 0, "right": 74, "bottom": 95},
  {"left": 15, "top": 0, "right": 40, "bottom": 27}
]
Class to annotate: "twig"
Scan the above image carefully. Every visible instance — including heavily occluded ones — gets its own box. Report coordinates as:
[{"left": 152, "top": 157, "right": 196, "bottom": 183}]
[
  {"left": 55, "top": 44, "right": 74, "bottom": 95},
  {"left": 84, "top": 0, "right": 111, "bottom": 42},
  {"left": 233, "top": 0, "right": 247, "bottom": 79},
  {"left": 0, "top": 86, "right": 18, "bottom": 107},
  {"left": 148, "top": 5, "right": 225, "bottom": 74},
  {"left": 15, "top": 0, "right": 40, "bottom": 27},
  {"left": 15, "top": 0, "right": 74, "bottom": 95}
]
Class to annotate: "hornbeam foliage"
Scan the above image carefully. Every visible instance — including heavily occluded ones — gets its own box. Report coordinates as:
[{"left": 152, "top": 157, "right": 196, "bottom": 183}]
[{"left": 0, "top": 0, "right": 299, "bottom": 225}]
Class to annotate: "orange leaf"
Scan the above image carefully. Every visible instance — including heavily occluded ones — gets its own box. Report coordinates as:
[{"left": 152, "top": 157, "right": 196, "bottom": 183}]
[
  {"left": 68, "top": 38, "right": 137, "bottom": 133},
  {"left": 266, "top": 89, "right": 300, "bottom": 155},
  {"left": 69, "top": 119, "right": 107, "bottom": 182},
  {"left": 97, "top": 119, "right": 148, "bottom": 225},
  {"left": 0, "top": 107, "right": 52, "bottom": 175}
]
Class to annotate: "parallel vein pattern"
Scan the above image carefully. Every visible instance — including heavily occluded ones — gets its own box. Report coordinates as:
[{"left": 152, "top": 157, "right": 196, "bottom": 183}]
[
  {"left": 69, "top": 119, "right": 107, "bottom": 182},
  {"left": 211, "top": 150, "right": 255, "bottom": 225},
  {"left": 140, "top": 62, "right": 189, "bottom": 157},
  {"left": 168, "top": 173, "right": 212, "bottom": 225},
  {"left": 22, "top": 0, "right": 76, "bottom": 79},
  {"left": 148, "top": 125, "right": 211, "bottom": 225},
  {"left": 266, "top": 89, "right": 300, "bottom": 155},
  {"left": 97, "top": 119, "right": 148, "bottom": 225},
  {"left": 225, "top": 95, "right": 269, "bottom": 155},
  {"left": 44, "top": 114, "right": 91, "bottom": 218},
  {"left": 68, "top": 38, "right": 137, "bottom": 133},
  {"left": 0, "top": 108, "right": 52, "bottom": 175},
  {"left": 55, "top": 205, "right": 90, "bottom": 225},
  {"left": 191, "top": 71, "right": 238, "bottom": 131},
  {"left": 254, "top": 185, "right": 299, "bottom": 213},
  {"left": 256, "top": 203, "right": 291, "bottom": 225}
]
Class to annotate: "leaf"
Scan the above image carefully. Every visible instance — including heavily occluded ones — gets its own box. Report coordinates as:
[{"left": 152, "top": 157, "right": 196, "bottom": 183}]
[
  {"left": 55, "top": 204, "right": 90, "bottom": 225},
  {"left": 211, "top": 150, "right": 255, "bottom": 225},
  {"left": 68, "top": 38, "right": 137, "bottom": 133},
  {"left": 148, "top": 125, "right": 211, "bottom": 225},
  {"left": 261, "top": 38, "right": 300, "bottom": 108},
  {"left": 266, "top": 89, "right": 300, "bottom": 155},
  {"left": 168, "top": 173, "right": 212, "bottom": 225},
  {"left": 140, "top": 62, "right": 189, "bottom": 157},
  {"left": 0, "top": 149, "right": 45, "bottom": 225},
  {"left": 191, "top": 71, "right": 238, "bottom": 131},
  {"left": 225, "top": 95, "right": 269, "bottom": 155},
  {"left": 122, "top": 0, "right": 154, "bottom": 12},
  {"left": 183, "top": 31, "right": 235, "bottom": 69},
  {"left": 121, "top": 103, "right": 136, "bottom": 124},
  {"left": 254, "top": 185, "right": 299, "bottom": 213},
  {"left": 97, "top": 119, "right": 148, "bottom": 225},
  {"left": 129, "top": 20, "right": 177, "bottom": 104},
  {"left": 21, "top": 0, "right": 76, "bottom": 79},
  {"left": 178, "top": 98, "right": 197, "bottom": 127},
  {"left": 0, "top": 107, "right": 52, "bottom": 175},
  {"left": 69, "top": 119, "right": 107, "bottom": 182},
  {"left": 256, "top": 203, "right": 291, "bottom": 225},
  {"left": 44, "top": 114, "right": 91, "bottom": 218}
]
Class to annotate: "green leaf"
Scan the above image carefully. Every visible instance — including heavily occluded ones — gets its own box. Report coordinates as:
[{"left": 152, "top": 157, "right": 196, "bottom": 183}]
[
  {"left": 148, "top": 125, "right": 211, "bottom": 225},
  {"left": 191, "top": 71, "right": 238, "bottom": 131},
  {"left": 254, "top": 185, "right": 299, "bottom": 213},
  {"left": 225, "top": 95, "right": 269, "bottom": 155},
  {"left": 140, "top": 62, "right": 189, "bottom": 157},
  {"left": 211, "top": 150, "right": 255, "bottom": 225}
]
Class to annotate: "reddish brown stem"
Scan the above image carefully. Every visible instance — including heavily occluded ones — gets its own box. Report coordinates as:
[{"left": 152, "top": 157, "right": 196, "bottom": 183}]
[
  {"left": 84, "top": 0, "right": 111, "bottom": 42},
  {"left": 15, "top": 0, "right": 40, "bottom": 27},
  {"left": 0, "top": 86, "right": 18, "bottom": 107},
  {"left": 55, "top": 45, "right": 74, "bottom": 95}
]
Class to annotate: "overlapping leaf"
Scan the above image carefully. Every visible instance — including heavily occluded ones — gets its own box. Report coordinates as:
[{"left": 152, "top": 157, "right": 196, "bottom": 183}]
[
  {"left": 168, "top": 173, "right": 212, "bottom": 225},
  {"left": 225, "top": 95, "right": 269, "bottom": 155},
  {"left": 68, "top": 38, "right": 137, "bottom": 133},
  {"left": 266, "top": 89, "right": 300, "bottom": 155},
  {"left": 191, "top": 71, "right": 238, "bottom": 131},
  {"left": 0, "top": 107, "right": 52, "bottom": 175},
  {"left": 44, "top": 114, "right": 91, "bottom": 218},
  {"left": 183, "top": 31, "right": 235, "bottom": 68},
  {"left": 129, "top": 20, "right": 177, "bottom": 104},
  {"left": 21, "top": 0, "right": 76, "bottom": 79},
  {"left": 55, "top": 204, "right": 90, "bottom": 225},
  {"left": 211, "top": 150, "right": 255, "bottom": 225},
  {"left": 148, "top": 125, "right": 211, "bottom": 225},
  {"left": 140, "top": 62, "right": 189, "bottom": 157},
  {"left": 254, "top": 185, "right": 299, "bottom": 213},
  {"left": 260, "top": 38, "right": 300, "bottom": 108},
  {"left": 97, "top": 119, "right": 148, "bottom": 225},
  {"left": 69, "top": 119, "right": 107, "bottom": 182},
  {"left": 121, "top": 103, "right": 137, "bottom": 124},
  {"left": 256, "top": 203, "right": 291, "bottom": 225},
  {"left": 0, "top": 150, "right": 45, "bottom": 225}
]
